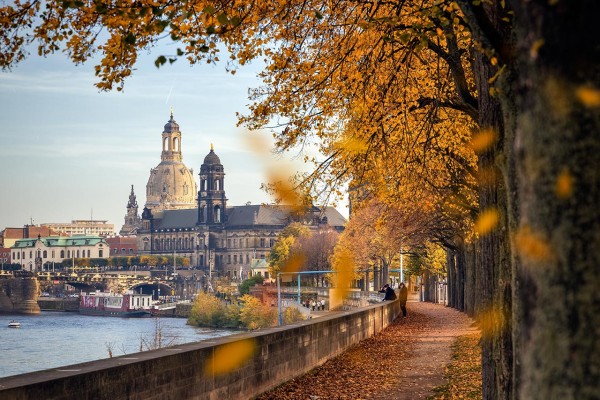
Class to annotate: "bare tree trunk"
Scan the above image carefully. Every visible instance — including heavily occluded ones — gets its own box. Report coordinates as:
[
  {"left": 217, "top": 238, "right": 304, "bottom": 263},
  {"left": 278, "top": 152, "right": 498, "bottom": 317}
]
[
  {"left": 446, "top": 248, "right": 456, "bottom": 307},
  {"left": 456, "top": 241, "right": 466, "bottom": 312}
]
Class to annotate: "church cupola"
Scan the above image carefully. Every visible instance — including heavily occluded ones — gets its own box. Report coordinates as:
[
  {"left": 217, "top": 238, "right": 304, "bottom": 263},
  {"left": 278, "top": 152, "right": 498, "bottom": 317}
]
[
  {"left": 198, "top": 144, "right": 227, "bottom": 225},
  {"left": 161, "top": 110, "right": 182, "bottom": 162}
]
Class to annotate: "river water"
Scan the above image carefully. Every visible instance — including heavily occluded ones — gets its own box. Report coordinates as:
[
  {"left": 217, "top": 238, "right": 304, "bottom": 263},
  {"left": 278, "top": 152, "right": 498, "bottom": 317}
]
[{"left": 0, "top": 312, "right": 236, "bottom": 378}]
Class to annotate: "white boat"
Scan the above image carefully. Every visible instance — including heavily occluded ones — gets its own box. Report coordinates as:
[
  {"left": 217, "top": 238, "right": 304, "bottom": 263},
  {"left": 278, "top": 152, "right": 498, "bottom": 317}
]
[{"left": 8, "top": 320, "right": 21, "bottom": 328}]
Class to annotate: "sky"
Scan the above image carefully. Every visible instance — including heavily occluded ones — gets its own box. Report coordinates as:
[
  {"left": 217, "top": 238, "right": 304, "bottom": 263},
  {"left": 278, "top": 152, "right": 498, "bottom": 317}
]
[{"left": 0, "top": 45, "right": 348, "bottom": 234}]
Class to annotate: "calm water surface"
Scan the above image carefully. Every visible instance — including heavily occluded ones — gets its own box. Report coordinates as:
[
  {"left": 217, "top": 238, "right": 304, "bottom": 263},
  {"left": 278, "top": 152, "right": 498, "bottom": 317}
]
[{"left": 0, "top": 312, "right": 236, "bottom": 378}]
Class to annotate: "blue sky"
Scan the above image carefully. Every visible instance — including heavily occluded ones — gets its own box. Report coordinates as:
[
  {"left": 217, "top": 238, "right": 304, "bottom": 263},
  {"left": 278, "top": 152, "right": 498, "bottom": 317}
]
[{"left": 0, "top": 48, "right": 348, "bottom": 233}]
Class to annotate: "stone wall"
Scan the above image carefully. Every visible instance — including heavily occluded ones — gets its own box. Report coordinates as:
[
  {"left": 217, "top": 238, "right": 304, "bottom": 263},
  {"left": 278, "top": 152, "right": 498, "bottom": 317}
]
[
  {"left": 0, "top": 300, "right": 400, "bottom": 400},
  {"left": 0, "top": 277, "right": 40, "bottom": 314}
]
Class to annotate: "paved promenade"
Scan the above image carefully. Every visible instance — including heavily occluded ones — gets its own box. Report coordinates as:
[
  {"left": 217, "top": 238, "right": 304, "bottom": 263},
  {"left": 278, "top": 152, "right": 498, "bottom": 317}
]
[{"left": 256, "top": 299, "right": 478, "bottom": 399}]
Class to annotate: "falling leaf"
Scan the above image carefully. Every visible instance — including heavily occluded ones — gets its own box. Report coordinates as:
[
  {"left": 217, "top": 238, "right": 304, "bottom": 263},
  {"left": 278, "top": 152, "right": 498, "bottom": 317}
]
[
  {"left": 470, "top": 128, "right": 497, "bottom": 153},
  {"left": 205, "top": 339, "right": 256, "bottom": 375},
  {"left": 575, "top": 85, "right": 600, "bottom": 108},
  {"left": 555, "top": 168, "right": 573, "bottom": 199},
  {"left": 474, "top": 208, "right": 499, "bottom": 235},
  {"left": 514, "top": 225, "right": 554, "bottom": 263},
  {"left": 529, "top": 39, "right": 544, "bottom": 59}
]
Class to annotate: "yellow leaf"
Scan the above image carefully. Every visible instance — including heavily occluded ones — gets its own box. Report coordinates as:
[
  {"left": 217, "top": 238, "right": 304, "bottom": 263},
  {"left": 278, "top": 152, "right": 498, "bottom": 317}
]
[
  {"left": 555, "top": 168, "right": 573, "bottom": 199},
  {"left": 470, "top": 128, "right": 497, "bottom": 154},
  {"left": 514, "top": 225, "right": 554, "bottom": 263},
  {"left": 205, "top": 339, "right": 257, "bottom": 375},
  {"left": 575, "top": 85, "right": 600, "bottom": 108},
  {"left": 474, "top": 208, "right": 499, "bottom": 235}
]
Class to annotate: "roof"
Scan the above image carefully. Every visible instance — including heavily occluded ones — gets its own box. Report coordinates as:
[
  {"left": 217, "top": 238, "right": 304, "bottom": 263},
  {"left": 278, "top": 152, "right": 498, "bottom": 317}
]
[
  {"left": 226, "top": 204, "right": 346, "bottom": 228},
  {"left": 203, "top": 149, "right": 221, "bottom": 165},
  {"left": 153, "top": 208, "right": 198, "bottom": 230},
  {"left": 12, "top": 236, "right": 107, "bottom": 248},
  {"left": 2, "top": 228, "right": 24, "bottom": 239},
  {"left": 150, "top": 204, "right": 346, "bottom": 230}
]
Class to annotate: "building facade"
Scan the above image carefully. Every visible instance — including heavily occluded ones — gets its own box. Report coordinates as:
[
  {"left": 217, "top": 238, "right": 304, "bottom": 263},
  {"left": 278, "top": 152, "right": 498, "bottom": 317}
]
[
  {"left": 40, "top": 220, "right": 115, "bottom": 237},
  {"left": 105, "top": 236, "right": 138, "bottom": 257},
  {"left": 0, "top": 225, "right": 64, "bottom": 248},
  {"left": 11, "top": 236, "right": 110, "bottom": 272},
  {"left": 135, "top": 121, "right": 346, "bottom": 278}
]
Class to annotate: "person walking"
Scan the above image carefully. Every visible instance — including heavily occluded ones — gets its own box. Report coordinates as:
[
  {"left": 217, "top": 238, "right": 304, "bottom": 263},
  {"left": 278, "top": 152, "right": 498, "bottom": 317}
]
[{"left": 398, "top": 282, "right": 408, "bottom": 317}]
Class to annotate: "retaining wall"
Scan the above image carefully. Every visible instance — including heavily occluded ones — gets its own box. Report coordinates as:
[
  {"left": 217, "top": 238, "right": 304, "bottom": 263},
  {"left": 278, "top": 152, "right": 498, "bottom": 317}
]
[{"left": 0, "top": 299, "right": 400, "bottom": 400}]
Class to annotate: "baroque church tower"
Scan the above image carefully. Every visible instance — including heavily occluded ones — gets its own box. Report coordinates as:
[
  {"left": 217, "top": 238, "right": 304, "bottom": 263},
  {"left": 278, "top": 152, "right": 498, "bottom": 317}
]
[
  {"left": 197, "top": 145, "right": 228, "bottom": 224},
  {"left": 119, "top": 185, "right": 142, "bottom": 235},
  {"left": 144, "top": 112, "right": 198, "bottom": 212}
]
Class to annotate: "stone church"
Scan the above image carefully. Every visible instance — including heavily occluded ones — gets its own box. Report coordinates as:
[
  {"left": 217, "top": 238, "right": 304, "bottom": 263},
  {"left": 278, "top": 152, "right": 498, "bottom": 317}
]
[{"left": 123, "top": 113, "right": 346, "bottom": 278}]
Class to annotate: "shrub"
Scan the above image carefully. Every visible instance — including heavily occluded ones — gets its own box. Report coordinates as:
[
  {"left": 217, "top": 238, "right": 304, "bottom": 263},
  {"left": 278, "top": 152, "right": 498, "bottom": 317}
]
[{"left": 238, "top": 295, "right": 277, "bottom": 330}]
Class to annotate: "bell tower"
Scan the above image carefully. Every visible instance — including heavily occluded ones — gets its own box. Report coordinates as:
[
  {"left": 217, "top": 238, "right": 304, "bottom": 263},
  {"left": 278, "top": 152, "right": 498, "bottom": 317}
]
[{"left": 197, "top": 144, "right": 227, "bottom": 225}]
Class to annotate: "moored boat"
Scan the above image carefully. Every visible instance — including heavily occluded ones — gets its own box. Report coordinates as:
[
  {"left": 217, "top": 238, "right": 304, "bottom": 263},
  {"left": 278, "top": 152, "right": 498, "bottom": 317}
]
[
  {"left": 8, "top": 320, "right": 21, "bottom": 328},
  {"left": 80, "top": 291, "right": 152, "bottom": 317}
]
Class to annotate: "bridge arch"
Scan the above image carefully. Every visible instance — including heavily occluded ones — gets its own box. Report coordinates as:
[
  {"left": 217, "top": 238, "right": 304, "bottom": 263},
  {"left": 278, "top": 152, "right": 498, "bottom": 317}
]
[{"left": 130, "top": 282, "right": 174, "bottom": 300}]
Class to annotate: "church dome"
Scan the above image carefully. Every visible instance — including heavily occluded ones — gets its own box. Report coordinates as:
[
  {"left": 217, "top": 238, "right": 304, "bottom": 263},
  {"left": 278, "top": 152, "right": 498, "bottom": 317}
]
[
  {"left": 145, "top": 161, "right": 197, "bottom": 211},
  {"left": 203, "top": 147, "right": 221, "bottom": 165},
  {"left": 163, "top": 115, "right": 180, "bottom": 133},
  {"left": 145, "top": 114, "right": 198, "bottom": 212}
]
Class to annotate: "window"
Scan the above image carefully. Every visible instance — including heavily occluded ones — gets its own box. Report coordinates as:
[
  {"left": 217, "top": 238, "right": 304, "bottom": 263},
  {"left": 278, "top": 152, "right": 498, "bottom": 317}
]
[
  {"left": 60, "top": 250, "right": 65, "bottom": 258},
  {"left": 67, "top": 250, "right": 70, "bottom": 258},
  {"left": 43, "top": 250, "right": 47, "bottom": 258},
  {"left": 260, "top": 238, "right": 265, "bottom": 247},
  {"left": 270, "top": 238, "right": 276, "bottom": 247},
  {"left": 227, "top": 239, "right": 231, "bottom": 248},
  {"left": 121, "top": 248, "right": 126, "bottom": 254},
  {"left": 233, "top": 255, "right": 237, "bottom": 264},
  {"left": 227, "top": 255, "right": 231, "bottom": 264},
  {"left": 87, "top": 250, "right": 91, "bottom": 257},
  {"left": 99, "top": 250, "right": 103, "bottom": 257}
]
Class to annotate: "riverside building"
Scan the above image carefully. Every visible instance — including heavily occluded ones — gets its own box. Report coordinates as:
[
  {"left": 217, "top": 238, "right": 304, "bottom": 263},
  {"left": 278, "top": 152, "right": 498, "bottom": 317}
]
[{"left": 130, "top": 113, "right": 346, "bottom": 278}]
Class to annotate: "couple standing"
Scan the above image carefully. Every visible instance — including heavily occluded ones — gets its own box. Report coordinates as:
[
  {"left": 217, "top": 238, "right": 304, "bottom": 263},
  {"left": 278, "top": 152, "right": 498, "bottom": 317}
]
[{"left": 380, "top": 282, "right": 408, "bottom": 318}]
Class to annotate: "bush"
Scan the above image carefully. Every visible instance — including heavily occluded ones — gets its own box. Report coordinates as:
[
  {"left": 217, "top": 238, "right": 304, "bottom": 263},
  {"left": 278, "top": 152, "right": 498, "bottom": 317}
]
[
  {"left": 283, "top": 306, "right": 307, "bottom": 324},
  {"left": 239, "top": 275, "right": 265, "bottom": 295},
  {"left": 188, "top": 291, "right": 238, "bottom": 328},
  {"left": 238, "top": 295, "right": 277, "bottom": 330}
]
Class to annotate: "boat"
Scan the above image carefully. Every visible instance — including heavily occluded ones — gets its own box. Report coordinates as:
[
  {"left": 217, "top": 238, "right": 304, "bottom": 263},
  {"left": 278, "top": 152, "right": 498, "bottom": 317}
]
[
  {"left": 79, "top": 291, "right": 152, "bottom": 318},
  {"left": 8, "top": 320, "right": 21, "bottom": 328}
]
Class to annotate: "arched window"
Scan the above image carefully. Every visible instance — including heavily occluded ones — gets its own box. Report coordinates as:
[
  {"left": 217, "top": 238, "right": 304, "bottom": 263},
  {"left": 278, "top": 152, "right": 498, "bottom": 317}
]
[
  {"left": 144, "top": 239, "right": 149, "bottom": 251},
  {"left": 163, "top": 137, "right": 168, "bottom": 151},
  {"left": 215, "top": 179, "right": 220, "bottom": 190},
  {"left": 173, "top": 137, "right": 180, "bottom": 152},
  {"left": 43, "top": 250, "right": 47, "bottom": 258},
  {"left": 60, "top": 250, "right": 65, "bottom": 258},
  {"left": 214, "top": 206, "right": 221, "bottom": 223},
  {"left": 155, "top": 238, "right": 159, "bottom": 250}
]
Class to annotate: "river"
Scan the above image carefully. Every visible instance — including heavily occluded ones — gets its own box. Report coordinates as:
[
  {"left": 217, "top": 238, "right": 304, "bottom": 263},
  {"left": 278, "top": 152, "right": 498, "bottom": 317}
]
[{"left": 0, "top": 312, "right": 237, "bottom": 378}]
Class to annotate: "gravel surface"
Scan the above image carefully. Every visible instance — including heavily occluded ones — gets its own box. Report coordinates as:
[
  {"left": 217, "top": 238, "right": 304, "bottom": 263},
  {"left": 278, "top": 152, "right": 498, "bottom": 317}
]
[{"left": 255, "top": 300, "right": 478, "bottom": 400}]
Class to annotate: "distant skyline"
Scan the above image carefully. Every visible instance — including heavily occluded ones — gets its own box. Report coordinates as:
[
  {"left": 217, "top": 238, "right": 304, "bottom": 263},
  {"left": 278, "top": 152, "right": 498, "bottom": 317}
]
[{"left": 0, "top": 48, "right": 348, "bottom": 233}]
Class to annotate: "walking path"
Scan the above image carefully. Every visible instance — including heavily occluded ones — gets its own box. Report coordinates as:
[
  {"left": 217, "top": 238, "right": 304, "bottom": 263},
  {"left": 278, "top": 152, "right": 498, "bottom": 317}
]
[{"left": 256, "top": 300, "right": 478, "bottom": 399}]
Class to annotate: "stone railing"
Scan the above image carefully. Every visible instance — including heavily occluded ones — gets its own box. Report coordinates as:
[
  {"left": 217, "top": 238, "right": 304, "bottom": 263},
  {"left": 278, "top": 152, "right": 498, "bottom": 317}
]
[{"left": 0, "top": 299, "right": 400, "bottom": 400}]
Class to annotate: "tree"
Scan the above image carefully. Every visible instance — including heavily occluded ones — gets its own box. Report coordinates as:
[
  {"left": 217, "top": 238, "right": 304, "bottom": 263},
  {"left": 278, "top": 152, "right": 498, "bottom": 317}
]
[{"left": 239, "top": 274, "right": 264, "bottom": 296}]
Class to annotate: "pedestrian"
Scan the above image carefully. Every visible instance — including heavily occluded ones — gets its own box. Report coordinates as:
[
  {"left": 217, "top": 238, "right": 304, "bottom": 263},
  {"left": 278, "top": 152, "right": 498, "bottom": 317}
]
[
  {"left": 378, "top": 284, "right": 397, "bottom": 301},
  {"left": 311, "top": 300, "right": 316, "bottom": 311},
  {"left": 398, "top": 282, "right": 408, "bottom": 317},
  {"left": 320, "top": 299, "right": 326, "bottom": 311}
]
